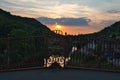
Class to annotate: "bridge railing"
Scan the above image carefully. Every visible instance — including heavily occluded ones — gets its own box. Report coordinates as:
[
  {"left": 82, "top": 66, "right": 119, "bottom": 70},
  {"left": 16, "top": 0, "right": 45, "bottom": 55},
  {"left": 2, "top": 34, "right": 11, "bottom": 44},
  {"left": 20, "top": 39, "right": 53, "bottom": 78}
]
[
  {"left": 66, "top": 38, "right": 120, "bottom": 70},
  {"left": 0, "top": 35, "right": 120, "bottom": 71},
  {"left": 0, "top": 36, "right": 47, "bottom": 70}
]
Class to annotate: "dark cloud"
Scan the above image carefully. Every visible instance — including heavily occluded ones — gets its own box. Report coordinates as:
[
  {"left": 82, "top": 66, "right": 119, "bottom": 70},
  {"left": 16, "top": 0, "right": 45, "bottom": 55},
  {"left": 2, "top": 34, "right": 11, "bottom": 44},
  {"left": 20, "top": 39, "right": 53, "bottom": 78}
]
[
  {"left": 36, "top": 17, "right": 91, "bottom": 26},
  {"left": 107, "top": 10, "right": 120, "bottom": 13}
]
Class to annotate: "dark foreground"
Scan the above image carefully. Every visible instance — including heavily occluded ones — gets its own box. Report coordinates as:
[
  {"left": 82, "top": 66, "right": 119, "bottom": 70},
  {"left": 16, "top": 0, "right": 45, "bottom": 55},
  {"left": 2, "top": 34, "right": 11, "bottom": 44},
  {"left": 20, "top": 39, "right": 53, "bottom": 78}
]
[{"left": 0, "top": 69, "right": 120, "bottom": 80}]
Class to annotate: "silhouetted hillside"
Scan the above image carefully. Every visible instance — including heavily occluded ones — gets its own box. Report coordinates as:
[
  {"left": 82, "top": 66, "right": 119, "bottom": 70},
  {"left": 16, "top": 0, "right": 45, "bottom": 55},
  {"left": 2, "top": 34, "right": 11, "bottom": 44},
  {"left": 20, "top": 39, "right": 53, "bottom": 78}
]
[
  {"left": 77, "top": 21, "right": 120, "bottom": 39},
  {"left": 0, "top": 9, "right": 53, "bottom": 67},
  {"left": 97, "top": 21, "right": 120, "bottom": 39},
  {"left": 0, "top": 9, "right": 51, "bottom": 37}
]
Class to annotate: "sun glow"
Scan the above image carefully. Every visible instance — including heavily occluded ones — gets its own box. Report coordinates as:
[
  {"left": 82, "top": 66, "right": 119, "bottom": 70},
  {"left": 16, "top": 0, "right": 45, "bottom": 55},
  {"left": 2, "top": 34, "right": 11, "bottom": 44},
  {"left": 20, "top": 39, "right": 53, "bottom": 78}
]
[
  {"left": 48, "top": 24, "right": 98, "bottom": 35},
  {"left": 55, "top": 25, "right": 62, "bottom": 30}
]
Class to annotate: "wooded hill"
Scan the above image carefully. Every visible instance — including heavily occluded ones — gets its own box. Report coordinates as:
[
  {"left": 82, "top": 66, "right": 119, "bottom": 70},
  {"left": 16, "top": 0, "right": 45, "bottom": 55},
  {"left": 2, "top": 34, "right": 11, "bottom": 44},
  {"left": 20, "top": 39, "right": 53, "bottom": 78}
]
[{"left": 0, "top": 9, "right": 52, "bottom": 37}]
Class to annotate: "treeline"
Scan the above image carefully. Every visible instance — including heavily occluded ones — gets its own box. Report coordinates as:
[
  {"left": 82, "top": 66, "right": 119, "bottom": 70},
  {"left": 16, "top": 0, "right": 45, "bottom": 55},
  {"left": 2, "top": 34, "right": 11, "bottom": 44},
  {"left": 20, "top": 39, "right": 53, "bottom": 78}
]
[
  {"left": 0, "top": 9, "right": 51, "bottom": 37},
  {"left": 0, "top": 9, "right": 53, "bottom": 67},
  {"left": 83, "top": 21, "right": 120, "bottom": 39}
]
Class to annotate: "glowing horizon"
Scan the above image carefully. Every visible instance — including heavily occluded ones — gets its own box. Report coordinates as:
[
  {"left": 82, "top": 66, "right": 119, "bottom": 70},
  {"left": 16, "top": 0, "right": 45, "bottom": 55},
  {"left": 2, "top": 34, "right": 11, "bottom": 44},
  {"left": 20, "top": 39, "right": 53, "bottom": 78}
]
[
  {"left": 47, "top": 24, "right": 99, "bottom": 35},
  {"left": 0, "top": 0, "right": 120, "bottom": 34}
]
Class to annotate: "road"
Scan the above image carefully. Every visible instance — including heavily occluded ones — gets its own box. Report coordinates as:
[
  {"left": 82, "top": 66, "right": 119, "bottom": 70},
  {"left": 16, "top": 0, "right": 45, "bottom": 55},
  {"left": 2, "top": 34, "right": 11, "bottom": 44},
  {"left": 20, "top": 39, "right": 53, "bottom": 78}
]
[{"left": 0, "top": 69, "right": 120, "bottom": 80}]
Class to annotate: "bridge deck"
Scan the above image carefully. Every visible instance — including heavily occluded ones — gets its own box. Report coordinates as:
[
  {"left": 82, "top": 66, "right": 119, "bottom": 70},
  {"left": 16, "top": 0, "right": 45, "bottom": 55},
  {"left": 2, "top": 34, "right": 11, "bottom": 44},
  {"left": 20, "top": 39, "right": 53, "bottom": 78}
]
[{"left": 0, "top": 69, "right": 120, "bottom": 80}]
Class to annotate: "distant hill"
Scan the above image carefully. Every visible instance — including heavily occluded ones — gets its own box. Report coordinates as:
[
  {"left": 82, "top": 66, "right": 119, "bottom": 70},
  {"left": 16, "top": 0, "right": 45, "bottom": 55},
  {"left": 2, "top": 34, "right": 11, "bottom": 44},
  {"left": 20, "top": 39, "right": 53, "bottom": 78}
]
[
  {"left": 97, "top": 21, "right": 120, "bottom": 39},
  {"left": 0, "top": 9, "right": 51, "bottom": 37},
  {"left": 77, "top": 21, "right": 120, "bottom": 39},
  {"left": 0, "top": 9, "right": 55, "bottom": 66}
]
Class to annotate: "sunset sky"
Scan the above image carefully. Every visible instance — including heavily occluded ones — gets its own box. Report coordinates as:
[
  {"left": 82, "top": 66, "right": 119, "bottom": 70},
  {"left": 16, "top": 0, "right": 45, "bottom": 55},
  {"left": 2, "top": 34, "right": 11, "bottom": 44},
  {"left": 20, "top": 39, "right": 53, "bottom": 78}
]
[{"left": 0, "top": 0, "right": 120, "bottom": 34}]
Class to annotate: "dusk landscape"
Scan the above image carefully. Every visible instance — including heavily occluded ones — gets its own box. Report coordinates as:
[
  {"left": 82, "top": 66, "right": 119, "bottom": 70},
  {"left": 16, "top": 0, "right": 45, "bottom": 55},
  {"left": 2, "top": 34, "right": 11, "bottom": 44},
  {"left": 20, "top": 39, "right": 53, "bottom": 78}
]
[{"left": 0, "top": 0, "right": 120, "bottom": 80}]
